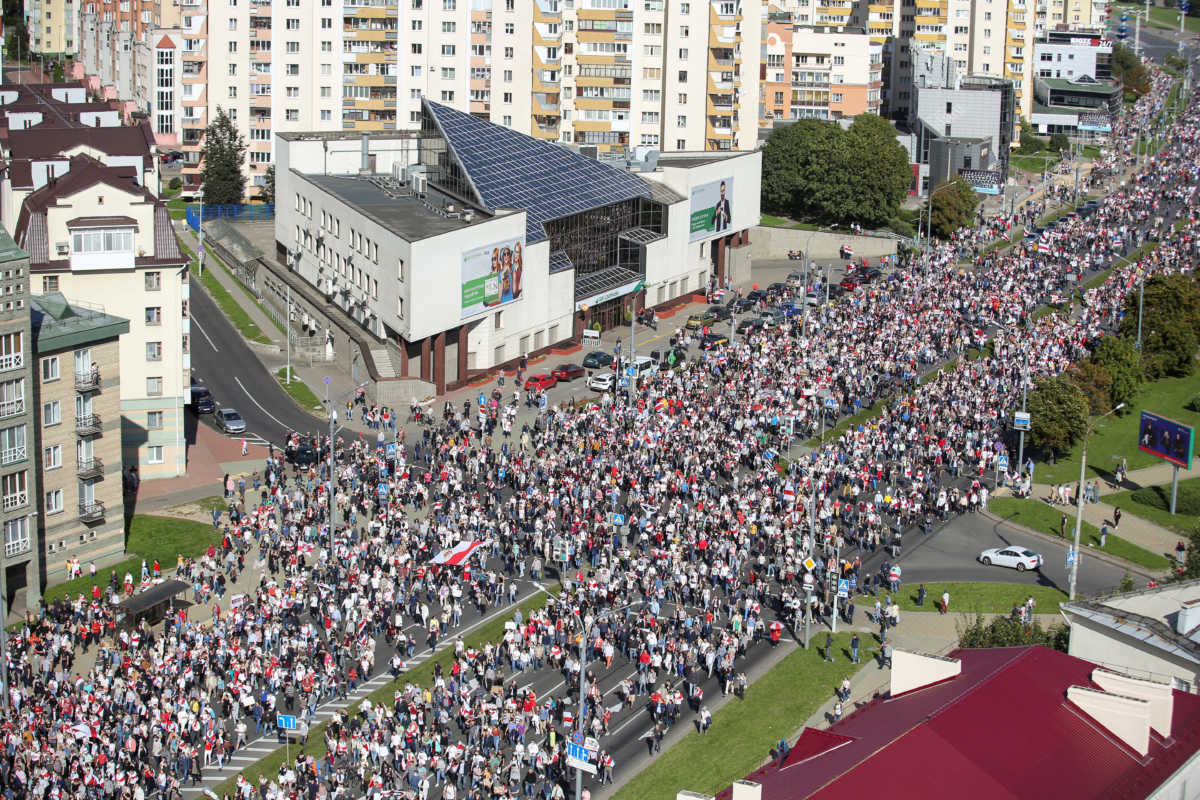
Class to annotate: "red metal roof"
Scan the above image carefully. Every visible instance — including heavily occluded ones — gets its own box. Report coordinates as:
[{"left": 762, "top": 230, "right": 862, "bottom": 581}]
[{"left": 717, "top": 647, "right": 1200, "bottom": 800}]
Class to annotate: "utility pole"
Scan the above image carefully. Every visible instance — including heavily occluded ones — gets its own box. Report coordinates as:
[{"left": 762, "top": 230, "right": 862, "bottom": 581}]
[
  {"left": 1073, "top": 163, "right": 1081, "bottom": 207},
  {"left": 575, "top": 620, "right": 588, "bottom": 800},
  {"left": 1070, "top": 403, "right": 1125, "bottom": 600},
  {"left": 196, "top": 204, "right": 206, "bottom": 276}
]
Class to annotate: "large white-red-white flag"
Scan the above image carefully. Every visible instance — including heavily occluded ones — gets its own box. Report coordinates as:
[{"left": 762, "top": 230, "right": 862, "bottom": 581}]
[{"left": 431, "top": 540, "right": 488, "bottom": 566}]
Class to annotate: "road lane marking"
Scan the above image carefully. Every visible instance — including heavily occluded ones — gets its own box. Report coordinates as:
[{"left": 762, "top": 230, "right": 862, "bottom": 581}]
[
  {"left": 235, "top": 375, "right": 290, "bottom": 430},
  {"left": 192, "top": 315, "right": 219, "bottom": 353}
]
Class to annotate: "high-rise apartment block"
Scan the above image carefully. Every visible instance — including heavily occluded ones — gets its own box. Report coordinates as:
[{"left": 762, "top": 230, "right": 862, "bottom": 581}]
[{"left": 76, "top": 0, "right": 764, "bottom": 200}]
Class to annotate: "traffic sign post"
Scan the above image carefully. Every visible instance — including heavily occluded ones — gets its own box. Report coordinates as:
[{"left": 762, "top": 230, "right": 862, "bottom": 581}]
[
  {"left": 567, "top": 742, "right": 597, "bottom": 774},
  {"left": 277, "top": 714, "right": 297, "bottom": 761}
]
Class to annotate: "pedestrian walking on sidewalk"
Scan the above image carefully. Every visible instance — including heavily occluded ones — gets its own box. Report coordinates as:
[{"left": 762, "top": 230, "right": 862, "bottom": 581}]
[
  {"left": 1114, "top": 506, "right": 1122, "bottom": 530},
  {"left": 241, "top": 438, "right": 247, "bottom": 456},
  {"left": 824, "top": 632, "right": 834, "bottom": 662},
  {"left": 940, "top": 590, "right": 950, "bottom": 614},
  {"left": 850, "top": 634, "right": 860, "bottom": 664}
]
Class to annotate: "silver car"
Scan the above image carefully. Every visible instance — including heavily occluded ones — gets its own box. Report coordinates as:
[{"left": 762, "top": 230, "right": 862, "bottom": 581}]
[
  {"left": 587, "top": 371, "right": 616, "bottom": 392},
  {"left": 215, "top": 407, "right": 247, "bottom": 434}
]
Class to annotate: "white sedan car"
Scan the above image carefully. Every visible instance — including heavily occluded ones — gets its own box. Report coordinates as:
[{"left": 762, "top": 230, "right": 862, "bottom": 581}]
[
  {"left": 587, "top": 371, "right": 616, "bottom": 392},
  {"left": 978, "top": 547, "right": 1043, "bottom": 572}
]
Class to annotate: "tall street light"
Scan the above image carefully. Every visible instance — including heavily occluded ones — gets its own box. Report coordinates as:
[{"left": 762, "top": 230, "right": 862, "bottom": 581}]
[{"left": 1070, "top": 402, "right": 1125, "bottom": 600}]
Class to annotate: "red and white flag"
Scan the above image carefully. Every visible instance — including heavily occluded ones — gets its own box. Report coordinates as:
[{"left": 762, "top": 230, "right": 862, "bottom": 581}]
[
  {"left": 70, "top": 723, "right": 98, "bottom": 740},
  {"left": 431, "top": 540, "right": 488, "bottom": 566}
]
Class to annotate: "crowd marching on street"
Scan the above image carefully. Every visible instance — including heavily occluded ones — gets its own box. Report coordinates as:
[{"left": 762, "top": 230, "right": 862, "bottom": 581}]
[{"left": 0, "top": 61, "right": 1193, "bottom": 800}]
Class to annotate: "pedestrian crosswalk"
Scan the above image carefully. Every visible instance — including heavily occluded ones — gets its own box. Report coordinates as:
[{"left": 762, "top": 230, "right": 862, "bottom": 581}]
[{"left": 220, "top": 431, "right": 271, "bottom": 449}]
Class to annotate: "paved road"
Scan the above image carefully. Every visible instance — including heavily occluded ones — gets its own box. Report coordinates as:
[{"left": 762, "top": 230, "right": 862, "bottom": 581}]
[{"left": 190, "top": 276, "right": 325, "bottom": 445}]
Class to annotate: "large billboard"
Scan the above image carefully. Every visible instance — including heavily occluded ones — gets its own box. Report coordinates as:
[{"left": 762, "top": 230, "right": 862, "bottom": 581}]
[
  {"left": 461, "top": 236, "right": 525, "bottom": 319},
  {"left": 1138, "top": 410, "right": 1195, "bottom": 470},
  {"left": 689, "top": 177, "right": 735, "bottom": 242}
]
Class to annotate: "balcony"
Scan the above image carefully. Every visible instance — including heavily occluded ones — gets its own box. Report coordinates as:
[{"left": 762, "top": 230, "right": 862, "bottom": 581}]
[
  {"left": 75, "top": 370, "right": 101, "bottom": 393},
  {"left": 78, "top": 500, "right": 105, "bottom": 523},
  {"left": 75, "top": 456, "right": 106, "bottom": 480},
  {"left": 76, "top": 413, "right": 102, "bottom": 436},
  {"left": 0, "top": 398, "right": 24, "bottom": 419},
  {"left": 3, "top": 535, "right": 29, "bottom": 558},
  {"left": 0, "top": 352, "right": 22, "bottom": 372},
  {"left": 2, "top": 491, "right": 27, "bottom": 511}
]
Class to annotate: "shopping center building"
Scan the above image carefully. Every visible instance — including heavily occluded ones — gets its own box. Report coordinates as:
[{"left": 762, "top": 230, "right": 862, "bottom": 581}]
[{"left": 274, "top": 99, "right": 760, "bottom": 394}]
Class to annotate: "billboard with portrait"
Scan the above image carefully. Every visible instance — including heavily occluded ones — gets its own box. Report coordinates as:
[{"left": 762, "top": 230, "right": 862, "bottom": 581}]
[
  {"left": 461, "top": 236, "right": 525, "bottom": 319},
  {"left": 1138, "top": 410, "right": 1195, "bottom": 470},
  {"left": 689, "top": 177, "right": 735, "bottom": 242}
]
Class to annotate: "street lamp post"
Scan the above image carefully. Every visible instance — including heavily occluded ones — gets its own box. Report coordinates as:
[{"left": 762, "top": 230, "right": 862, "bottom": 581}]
[
  {"left": 323, "top": 377, "right": 370, "bottom": 532},
  {"left": 1070, "top": 402, "right": 1125, "bottom": 600},
  {"left": 573, "top": 601, "right": 638, "bottom": 800}
]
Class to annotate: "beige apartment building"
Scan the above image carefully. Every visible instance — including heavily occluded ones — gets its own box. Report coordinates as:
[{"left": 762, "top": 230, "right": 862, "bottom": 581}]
[
  {"left": 14, "top": 154, "right": 191, "bottom": 480},
  {"left": 25, "top": 0, "right": 79, "bottom": 56},
  {"left": 31, "top": 293, "right": 128, "bottom": 588}
]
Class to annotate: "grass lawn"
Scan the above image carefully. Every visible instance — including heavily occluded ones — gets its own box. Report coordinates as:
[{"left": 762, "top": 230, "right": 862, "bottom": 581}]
[
  {"left": 213, "top": 590, "right": 557, "bottom": 798},
  {"left": 1080, "top": 145, "right": 1102, "bottom": 160},
  {"left": 1032, "top": 370, "right": 1200, "bottom": 485},
  {"left": 170, "top": 495, "right": 229, "bottom": 513},
  {"left": 759, "top": 213, "right": 821, "bottom": 230},
  {"left": 202, "top": 243, "right": 287, "bottom": 336},
  {"left": 890, "top": 582, "right": 1068, "bottom": 615},
  {"left": 276, "top": 367, "right": 324, "bottom": 411},
  {"left": 167, "top": 198, "right": 190, "bottom": 221},
  {"left": 1011, "top": 152, "right": 1061, "bottom": 174},
  {"left": 1107, "top": 477, "right": 1200, "bottom": 534},
  {"left": 41, "top": 515, "right": 220, "bottom": 605},
  {"left": 807, "top": 399, "right": 883, "bottom": 447},
  {"left": 612, "top": 634, "right": 868, "bottom": 800},
  {"left": 988, "top": 496, "right": 1172, "bottom": 570},
  {"left": 181, "top": 241, "right": 273, "bottom": 345}
]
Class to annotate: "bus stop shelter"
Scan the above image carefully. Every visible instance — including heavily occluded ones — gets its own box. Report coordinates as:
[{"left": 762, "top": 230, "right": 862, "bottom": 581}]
[{"left": 115, "top": 579, "right": 189, "bottom": 628}]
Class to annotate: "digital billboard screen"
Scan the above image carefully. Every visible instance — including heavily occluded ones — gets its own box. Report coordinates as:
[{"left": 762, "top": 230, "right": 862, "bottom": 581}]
[
  {"left": 461, "top": 236, "right": 525, "bottom": 319},
  {"left": 1138, "top": 410, "right": 1195, "bottom": 470}
]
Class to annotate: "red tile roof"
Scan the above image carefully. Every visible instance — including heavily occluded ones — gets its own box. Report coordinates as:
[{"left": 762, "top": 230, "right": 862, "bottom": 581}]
[{"left": 717, "top": 647, "right": 1200, "bottom": 800}]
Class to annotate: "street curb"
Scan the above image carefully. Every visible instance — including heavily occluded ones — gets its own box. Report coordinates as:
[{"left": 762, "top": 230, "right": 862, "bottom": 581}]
[{"left": 979, "top": 509, "right": 1161, "bottom": 581}]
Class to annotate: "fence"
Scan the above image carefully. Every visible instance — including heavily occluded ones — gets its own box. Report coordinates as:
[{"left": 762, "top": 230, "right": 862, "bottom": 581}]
[{"left": 186, "top": 203, "right": 275, "bottom": 232}]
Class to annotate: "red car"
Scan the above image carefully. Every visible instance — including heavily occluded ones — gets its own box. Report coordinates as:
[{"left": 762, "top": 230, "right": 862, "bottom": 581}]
[
  {"left": 551, "top": 363, "right": 585, "bottom": 382},
  {"left": 840, "top": 276, "right": 859, "bottom": 291},
  {"left": 524, "top": 373, "right": 558, "bottom": 391}
]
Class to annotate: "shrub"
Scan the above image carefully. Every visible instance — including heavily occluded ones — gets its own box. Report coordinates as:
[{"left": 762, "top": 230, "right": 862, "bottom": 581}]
[
  {"left": 958, "top": 614, "right": 1069, "bottom": 652},
  {"left": 1130, "top": 484, "right": 1200, "bottom": 516},
  {"left": 1049, "top": 133, "right": 1070, "bottom": 153},
  {"left": 1185, "top": 394, "right": 1200, "bottom": 413},
  {"left": 169, "top": 177, "right": 182, "bottom": 190},
  {"left": 887, "top": 215, "right": 915, "bottom": 238}
]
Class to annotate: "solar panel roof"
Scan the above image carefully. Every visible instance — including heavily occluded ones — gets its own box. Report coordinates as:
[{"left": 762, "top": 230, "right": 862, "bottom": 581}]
[{"left": 424, "top": 100, "right": 652, "bottom": 243}]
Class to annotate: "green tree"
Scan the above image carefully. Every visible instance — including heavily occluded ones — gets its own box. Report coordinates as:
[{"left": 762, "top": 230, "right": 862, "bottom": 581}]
[
  {"left": 760, "top": 115, "right": 909, "bottom": 227},
  {"left": 1068, "top": 359, "right": 1113, "bottom": 416},
  {"left": 50, "top": 61, "right": 64, "bottom": 83},
  {"left": 1089, "top": 336, "right": 1143, "bottom": 410},
  {"left": 1049, "top": 132, "right": 1070, "bottom": 153},
  {"left": 261, "top": 164, "right": 276, "bottom": 206},
  {"left": 836, "top": 114, "right": 913, "bottom": 227},
  {"left": 958, "top": 614, "right": 1069, "bottom": 652},
  {"left": 199, "top": 107, "right": 247, "bottom": 206},
  {"left": 1017, "top": 117, "right": 1048, "bottom": 154},
  {"left": 1119, "top": 274, "right": 1200, "bottom": 379},
  {"left": 1112, "top": 43, "right": 1151, "bottom": 99},
  {"left": 928, "top": 176, "right": 979, "bottom": 240},
  {"left": 1027, "top": 375, "right": 1089, "bottom": 460}
]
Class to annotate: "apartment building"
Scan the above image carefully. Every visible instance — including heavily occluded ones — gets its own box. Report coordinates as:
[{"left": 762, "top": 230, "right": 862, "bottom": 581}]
[
  {"left": 13, "top": 154, "right": 191, "bottom": 479},
  {"left": 26, "top": 0, "right": 80, "bottom": 56},
  {"left": 31, "top": 293, "right": 128, "bottom": 589},
  {"left": 761, "top": 16, "right": 883, "bottom": 128},
  {"left": 0, "top": 227, "right": 40, "bottom": 609}
]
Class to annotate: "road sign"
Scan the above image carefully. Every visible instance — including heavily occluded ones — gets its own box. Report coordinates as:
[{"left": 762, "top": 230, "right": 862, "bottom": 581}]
[
  {"left": 386, "top": 443, "right": 397, "bottom": 458},
  {"left": 802, "top": 557, "right": 816, "bottom": 572},
  {"left": 837, "top": 579, "right": 850, "bottom": 599},
  {"left": 998, "top": 455, "right": 1009, "bottom": 470},
  {"left": 571, "top": 731, "right": 584, "bottom": 746},
  {"left": 619, "top": 377, "right": 629, "bottom": 388},
  {"left": 377, "top": 483, "right": 388, "bottom": 497},
  {"left": 803, "top": 572, "right": 814, "bottom": 587},
  {"left": 1066, "top": 550, "right": 1076, "bottom": 565},
  {"left": 539, "top": 395, "right": 548, "bottom": 410},
  {"left": 567, "top": 742, "right": 597, "bottom": 774},
  {"left": 1013, "top": 411, "right": 1031, "bottom": 431},
  {"left": 584, "top": 736, "right": 600, "bottom": 756},
  {"left": 824, "top": 396, "right": 838, "bottom": 409},
  {"left": 626, "top": 366, "right": 638, "bottom": 377},
  {"left": 277, "top": 714, "right": 297, "bottom": 731},
  {"left": 611, "top": 513, "right": 625, "bottom": 526}
]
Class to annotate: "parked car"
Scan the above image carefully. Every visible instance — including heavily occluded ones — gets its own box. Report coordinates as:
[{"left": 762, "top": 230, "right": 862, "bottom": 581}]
[
  {"left": 760, "top": 309, "right": 787, "bottom": 327},
  {"left": 587, "top": 371, "right": 616, "bottom": 392},
  {"left": 287, "top": 438, "right": 319, "bottom": 466},
  {"left": 736, "top": 317, "right": 765, "bottom": 335},
  {"left": 190, "top": 385, "right": 215, "bottom": 414},
  {"left": 729, "top": 297, "right": 756, "bottom": 313},
  {"left": 551, "top": 363, "right": 585, "bottom": 382},
  {"left": 524, "top": 373, "right": 558, "bottom": 391},
  {"left": 685, "top": 310, "right": 718, "bottom": 330},
  {"left": 978, "top": 547, "right": 1043, "bottom": 572},
  {"left": 840, "top": 276, "right": 859, "bottom": 291},
  {"left": 582, "top": 350, "right": 614, "bottom": 370},
  {"left": 827, "top": 284, "right": 847, "bottom": 300},
  {"left": 707, "top": 304, "right": 732, "bottom": 321},
  {"left": 215, "top": 407, "right": 247, "bottom": 434}
]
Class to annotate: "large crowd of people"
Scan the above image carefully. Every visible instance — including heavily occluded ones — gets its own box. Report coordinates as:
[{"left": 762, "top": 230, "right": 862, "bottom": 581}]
[{"left": 0, "top": 65, "right": 1192, "bottom": 800}]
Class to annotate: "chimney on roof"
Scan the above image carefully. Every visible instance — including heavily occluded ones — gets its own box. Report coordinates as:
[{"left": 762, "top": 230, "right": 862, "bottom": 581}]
[
  {"left": 890, "top": 650, "right": 962, "bottom": 696},
  {"left": 1177, "top": 598, "right": 1200, "bottom": 637},
  {"left": 360, "top": 132, "right": 371, "bottom": 176},
  {"left": 731, "top": 781, "right": 762, "bottom": 800}
]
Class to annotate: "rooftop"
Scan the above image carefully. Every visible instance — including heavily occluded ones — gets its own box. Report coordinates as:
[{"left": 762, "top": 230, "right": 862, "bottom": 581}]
[
  {"left": 716, "top": 646, "right": 1200, "bottom": 800},
  {"left": 1064, "top": 579, "right": 1200, "bottom": 665},
  {"left": 1039, "top": 76, "right": 1121, "bottom": 92},
  {"left": 31, "top": 292, "right": 130, "bottom": 353},
  {"left": 0, "top": 225, "right": 27, "bottom": 264},
  {"left": 300, "top": 174, "right": 489, "bottom": 241}
]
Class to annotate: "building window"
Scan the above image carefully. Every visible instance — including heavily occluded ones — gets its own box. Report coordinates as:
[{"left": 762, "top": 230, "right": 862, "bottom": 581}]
[
  {"left": 145, "top": 307, "right": 162, "bottom": 325},
  {"left": 40, "top": 356, "right": 59, "bottom": 382},
  {"left": 2, "top": 471, "right": 28, "bottom": 510},
  {"left": 42, "top": 400, "right": 60, "bottom": 426},
  {"left": 145, "top": 271, "right": 162, "bottom": 291},
  {"left": 3, "top": 518, "right": 28, "bottom": 557},
  {"left": 44, "top": 444, "right": 61, "bottom": 470},
  {"left": 147, "top": 445, "right": 164, "bottom": 464},
  {"left": 148, "top": 410, "right": 164, "bottom": 429},
  {"left": 42, "top": 276, "right": 58, "bottom": 293},
  {"left": 0, "top": 333, "right": 22, "bottom": 372},
  {"left": 45, "top": 488, "right": 63, "bottom": 515},
  {"left": 146, "top": 341, "right": 163, "bottom": 361},
  {"left": 147, "top": 377, "right": 163, "bottom": 396},
  {"left": 0, "top": 379, "right": 22, "bottom": 418},
  {"left": 0, "top": 425, "right": 25, "bottom": 465},
  {"left": 72, "top": 228, "right": 133, "bottom": 255}
]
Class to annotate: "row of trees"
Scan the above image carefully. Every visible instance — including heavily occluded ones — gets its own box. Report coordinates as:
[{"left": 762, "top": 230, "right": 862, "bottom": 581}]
[
  {"left": 1024, "top": 274, "right": 1200, "bottom": 459},
  {"left": 761, "top": 115, "right": 914, "bottom": 229}
]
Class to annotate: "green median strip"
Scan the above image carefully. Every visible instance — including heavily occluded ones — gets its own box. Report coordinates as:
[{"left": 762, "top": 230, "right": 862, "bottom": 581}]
[
  {"left": 211, "top": 589, "right": 557, "bottom": 797},
  {"left": 612, "top": 634, "right": 868, "bottom": 800},
  {"left": 988, "top": 496, "right": 1171, "bottom": 570},
  {"left": 888, "top": 581, "right": 1067, "bottom": 614},
  {"left": 181, "top": 241, "right": 272, "bottom": 345},
  {"left": 276, "top": 367, "right": 324, "bottom": 411}
]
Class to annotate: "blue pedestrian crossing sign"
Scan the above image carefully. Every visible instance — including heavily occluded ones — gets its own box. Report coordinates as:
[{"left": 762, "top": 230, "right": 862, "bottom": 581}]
[
  {"left": 1066, "top": 549, "right": 1076, "bottom": 564},
  {"left": 386, "top": 443, "right": 397, "bottom": 458},
  {"left": 837, "top": 579, "right": 850, "bottom": 598},
  {"left": 611, "top": 513, "right": 625, "bottom": 526},
  {"left": 277, "top": 714, "right": 297, "bottom": 731},
  {"left": 998, "top": 455, "right": 1009, "bottom": 470},
  {"left": 377, "top": 483, "right": 389, "bottom": 497},
  {"left": 824, "top": 396, "right": 838, "bottom": 409}
]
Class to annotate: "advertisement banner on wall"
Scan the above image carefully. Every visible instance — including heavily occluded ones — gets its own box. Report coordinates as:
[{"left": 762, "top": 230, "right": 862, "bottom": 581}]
[
  {"left": 689, "top": 177, "right": 735, "bottom": 242},
  {"left": 461, "top": 236, "right": 525, "bottom": 319},
  {"left": 1138, "top": 410, "right": 1195, "bottom": 470}
]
